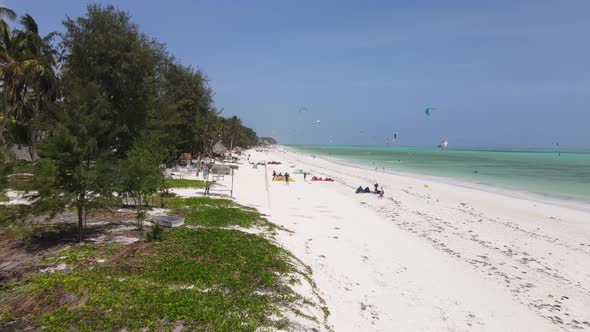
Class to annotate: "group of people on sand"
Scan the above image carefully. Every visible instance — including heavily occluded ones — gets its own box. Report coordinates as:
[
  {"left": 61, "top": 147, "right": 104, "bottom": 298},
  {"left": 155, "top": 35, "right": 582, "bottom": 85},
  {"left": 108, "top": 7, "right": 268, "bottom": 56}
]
[
  {"left": 272, "top": 170, "right": 291, "bottom": 184},
  {"left": 355, "top": 182, "right": 384, "bottom": 198},
  {"left": 272, "top": 170, "right": 310, "bottom": 184}
]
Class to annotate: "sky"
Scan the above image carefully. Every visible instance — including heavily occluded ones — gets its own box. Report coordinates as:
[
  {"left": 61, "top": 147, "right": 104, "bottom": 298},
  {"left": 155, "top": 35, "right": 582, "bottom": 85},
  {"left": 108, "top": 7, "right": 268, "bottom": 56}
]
[{"left": 5, "top": 0, "right": 590, "bottom": 149}]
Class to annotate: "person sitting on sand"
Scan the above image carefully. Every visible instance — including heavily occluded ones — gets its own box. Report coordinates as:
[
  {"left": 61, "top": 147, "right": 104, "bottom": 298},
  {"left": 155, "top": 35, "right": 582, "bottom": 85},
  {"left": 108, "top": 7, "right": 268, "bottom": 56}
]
[
  {"left": 378, "top": 188, "right": 384, "bottom": 198},
  {"left": 374, "top": 183, "right": 379, "bottom": 193}
]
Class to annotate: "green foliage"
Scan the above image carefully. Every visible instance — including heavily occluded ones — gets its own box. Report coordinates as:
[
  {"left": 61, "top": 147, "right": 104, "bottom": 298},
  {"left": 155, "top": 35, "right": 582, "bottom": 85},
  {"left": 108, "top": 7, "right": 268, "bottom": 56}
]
[
  {"left": 259, "top": 137, "right": 278, "bottom": 145},
  {"left": 62, "top": 4, "right": 164, "bottom": 156},
  {"left": 0, "top": 10, "right": 58, "bottom": 152},
  {"left": 0, "top": 204, "right": 27, "bottom": 227},
  {"left": 185, "top": 207, "right": 267, "bottom": 228},
  {"left": 164, "top": 178, "right": 205, "bottom": 189},
  {"left": 135, "top": 208, "right": 148, "bottom": 230},
  {"left": 145, "top": 223, "right": 165, "bottom": 242},
  {"left": 5, "top": 173, "right": 33, "bottom": 191},
  {"left": 169, "top": 197, "right": 270, "bottom": 229},
  {"left": 149, "top": 63, "right": 214, "bottom": 160},
  {"left": 12, "top": 162, "right": 34, "bottom": 174},
  {"left": 0, "top": 145, "right": 14, "bottom": 190},
  {"left": 167, "top": 196, "right": 239, "bottom": 209},
  {"left": 3, "top": 228, "right": 300, "bottom": 331},
  {"left": 33, "top": 81, "right": 119, "bottom": 240},
  {"left": 121, "top": 134, "right": 165, "bottom": 209},
  {"left": 46, "top": 243, "right": 117, "bottom": 265}
]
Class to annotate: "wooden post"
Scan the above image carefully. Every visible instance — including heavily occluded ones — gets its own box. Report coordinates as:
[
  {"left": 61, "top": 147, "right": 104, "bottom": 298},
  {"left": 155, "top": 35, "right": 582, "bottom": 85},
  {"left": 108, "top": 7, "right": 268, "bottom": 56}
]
[
  {"left": 230, "top": 168, "right": 234, "bottom": 197},
  {"left": 230, "top": 137, "right": 233, "bottom": 160}
]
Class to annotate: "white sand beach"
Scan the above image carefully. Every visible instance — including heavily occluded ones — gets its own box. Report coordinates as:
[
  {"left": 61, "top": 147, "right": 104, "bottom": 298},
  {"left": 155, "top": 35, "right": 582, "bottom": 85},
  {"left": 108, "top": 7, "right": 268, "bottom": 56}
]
[{"left": 224, "top": 146, "right": 590, "bottom": 331}]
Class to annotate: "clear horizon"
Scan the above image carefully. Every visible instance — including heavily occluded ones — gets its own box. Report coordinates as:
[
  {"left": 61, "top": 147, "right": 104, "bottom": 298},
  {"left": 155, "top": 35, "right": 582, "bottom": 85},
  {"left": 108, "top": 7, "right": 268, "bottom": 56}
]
[
  {"left": 7, "top": 0, "right": 590, "bottom": 149},
  {"left": 289, "top": 143, "right": 590, "bottom": 152}
]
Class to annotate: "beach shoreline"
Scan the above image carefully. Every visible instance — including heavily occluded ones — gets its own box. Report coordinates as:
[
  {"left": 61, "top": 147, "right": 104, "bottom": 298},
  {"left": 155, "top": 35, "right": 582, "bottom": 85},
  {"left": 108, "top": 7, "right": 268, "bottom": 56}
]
[
  {"left": 289, "top": 145, "right": 590, "bottom": 206},
  {"left": 230, "top": 145, "right": 590, "bottom": 331},
  {"left": 287, "top": 146, "right": 590, "bottom": 213}
]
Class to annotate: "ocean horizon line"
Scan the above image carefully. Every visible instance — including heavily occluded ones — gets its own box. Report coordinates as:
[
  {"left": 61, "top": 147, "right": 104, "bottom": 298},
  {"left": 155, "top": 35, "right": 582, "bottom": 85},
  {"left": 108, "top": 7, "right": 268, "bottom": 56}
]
[{"left": 286, "top": 144, "right": 590, "bottom": 154}]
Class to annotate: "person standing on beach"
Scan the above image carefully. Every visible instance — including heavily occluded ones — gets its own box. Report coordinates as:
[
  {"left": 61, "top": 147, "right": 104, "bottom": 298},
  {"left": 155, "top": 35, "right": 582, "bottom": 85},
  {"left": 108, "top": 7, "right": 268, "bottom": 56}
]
[
  {"left": 304, "top": 172, "right": 307, "bottom": 181},
  {"left": 285, "top": 172, "right": 290, "bottom": 184},
  {"left": 204, "top": 166, "right": 211, "bottom": 195}
]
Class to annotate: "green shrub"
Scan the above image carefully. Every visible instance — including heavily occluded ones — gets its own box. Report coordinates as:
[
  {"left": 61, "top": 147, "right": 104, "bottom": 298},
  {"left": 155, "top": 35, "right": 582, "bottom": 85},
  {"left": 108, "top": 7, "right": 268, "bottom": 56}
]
[{"left": 146, "top": 223, "right": 165, "bottom": 242}]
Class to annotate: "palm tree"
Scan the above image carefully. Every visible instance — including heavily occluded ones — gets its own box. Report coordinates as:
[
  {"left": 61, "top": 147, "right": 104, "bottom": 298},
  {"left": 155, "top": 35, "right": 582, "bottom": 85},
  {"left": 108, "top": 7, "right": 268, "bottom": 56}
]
[
  {"left": 0, "top": 6, "right": 16, "bottom": 22},
  {"left": 0, "top": 7, "right": 50, "bottom": 148},
  {"left": 13, "top": 14, "right": 58, "bottom": 159},
  {"left": 0, "top": 6, "right": 17, "bottom": 143}
]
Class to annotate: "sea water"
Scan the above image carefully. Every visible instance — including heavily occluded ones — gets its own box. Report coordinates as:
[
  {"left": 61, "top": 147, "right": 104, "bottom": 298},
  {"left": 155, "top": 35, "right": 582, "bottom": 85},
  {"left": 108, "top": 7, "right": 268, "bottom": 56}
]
[{"left": 293, "top": 145, "right": 590, "bottom": 202}]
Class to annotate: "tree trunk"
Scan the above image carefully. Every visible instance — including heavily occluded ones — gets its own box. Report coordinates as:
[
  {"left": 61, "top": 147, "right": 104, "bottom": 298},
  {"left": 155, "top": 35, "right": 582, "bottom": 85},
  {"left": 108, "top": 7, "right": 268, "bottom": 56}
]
[
  {"left": 77, "top": 206, "right": 84, "bottom": 242},
  {"left": 84, "top": 211, "right": 88, "bottom": 235},
  {"left": 28, "top": 103, "right": 40, "bottom": 161},
  {"left": 0, "top": 98, "right": 9, "bottom": 144},
  {"left": 29, "top": 131, "right": 36, "bottom": 162}
]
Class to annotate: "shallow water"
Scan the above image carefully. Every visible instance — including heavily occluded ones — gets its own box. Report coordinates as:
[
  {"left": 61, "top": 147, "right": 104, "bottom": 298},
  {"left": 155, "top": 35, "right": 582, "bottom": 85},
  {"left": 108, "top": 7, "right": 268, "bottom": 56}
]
[{"left": 292, "top": 145, "right": 590, "bottom": 202}]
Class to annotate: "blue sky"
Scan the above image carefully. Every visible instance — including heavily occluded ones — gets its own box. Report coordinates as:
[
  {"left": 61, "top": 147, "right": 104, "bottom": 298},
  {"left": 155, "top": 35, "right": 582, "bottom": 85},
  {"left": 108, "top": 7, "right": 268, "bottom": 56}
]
[{"left": 6, "top": 1, "right": 590, "bottom": 148}]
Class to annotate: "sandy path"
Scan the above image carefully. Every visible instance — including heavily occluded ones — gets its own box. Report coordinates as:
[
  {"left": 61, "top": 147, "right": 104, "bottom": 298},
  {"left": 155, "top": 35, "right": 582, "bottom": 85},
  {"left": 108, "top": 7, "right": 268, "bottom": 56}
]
[{"left": 228, "top": 147, "right": 590, "bottom": 331}]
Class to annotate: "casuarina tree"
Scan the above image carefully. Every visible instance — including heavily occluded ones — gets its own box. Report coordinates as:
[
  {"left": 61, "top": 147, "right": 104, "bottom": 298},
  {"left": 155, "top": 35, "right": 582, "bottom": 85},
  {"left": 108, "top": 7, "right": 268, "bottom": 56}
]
[{"left": 33, "top": 79, "right": 119, "bottom": 241}]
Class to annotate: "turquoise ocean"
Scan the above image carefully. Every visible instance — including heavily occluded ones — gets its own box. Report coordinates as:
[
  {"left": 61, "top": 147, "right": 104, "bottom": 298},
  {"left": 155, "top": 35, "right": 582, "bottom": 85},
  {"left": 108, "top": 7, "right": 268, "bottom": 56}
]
[{"left": 292, "top": 145, "right": 590, "bottom": 203}]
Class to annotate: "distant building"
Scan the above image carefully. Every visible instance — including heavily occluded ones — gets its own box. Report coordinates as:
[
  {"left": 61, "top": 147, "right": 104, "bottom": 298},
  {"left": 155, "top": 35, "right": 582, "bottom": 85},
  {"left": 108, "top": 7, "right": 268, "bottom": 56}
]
[{"left": 10, "top": 145, "right": 37, "bottom": 163}]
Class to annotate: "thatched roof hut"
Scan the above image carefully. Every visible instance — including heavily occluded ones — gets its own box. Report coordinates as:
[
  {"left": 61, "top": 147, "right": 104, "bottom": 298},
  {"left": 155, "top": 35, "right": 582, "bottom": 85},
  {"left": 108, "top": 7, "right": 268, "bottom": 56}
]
[{"left": 212, "top": 141, "right": 227, "bottom": 156}]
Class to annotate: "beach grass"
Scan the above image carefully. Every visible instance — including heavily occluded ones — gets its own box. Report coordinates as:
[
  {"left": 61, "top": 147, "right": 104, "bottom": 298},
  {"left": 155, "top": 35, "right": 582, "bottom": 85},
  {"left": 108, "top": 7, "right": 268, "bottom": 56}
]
[
  {"left": 0, "top": 228, "right": 298, "bottom": 331},
  {"left": 0, "top": 198, "right": 309, "bottom": 331},
  {"left": 0, "top": 205, "right": 27, "bottom": 227},
  {"left": 164, "top": 178, "right": 206, "bottom": 189},
  {"left": 168, "top": 197, "right": 271, "bottom": 229}
]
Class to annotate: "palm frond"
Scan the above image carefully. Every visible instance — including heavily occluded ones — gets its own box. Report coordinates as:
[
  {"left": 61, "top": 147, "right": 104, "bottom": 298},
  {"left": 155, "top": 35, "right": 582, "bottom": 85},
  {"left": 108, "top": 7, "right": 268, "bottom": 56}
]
[
  {"left": 20, "top": 14, "right": 39, "bottom": 35},
  {"left": 0, "top": 6, "right": 16, "bottom": 22}
]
